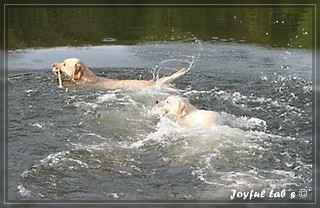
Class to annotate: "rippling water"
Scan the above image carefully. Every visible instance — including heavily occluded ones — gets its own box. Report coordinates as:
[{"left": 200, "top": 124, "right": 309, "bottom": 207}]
[{"left": 8, "top": 42, "right": 313, "bottom": 201}]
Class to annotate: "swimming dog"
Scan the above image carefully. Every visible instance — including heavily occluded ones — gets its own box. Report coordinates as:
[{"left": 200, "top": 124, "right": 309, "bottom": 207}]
[
  {"left": 52, "top": 58, "right": 188, "bottom": 90},
  {"left": 156, "top": 96, "right": 220, "bottom": 128}
]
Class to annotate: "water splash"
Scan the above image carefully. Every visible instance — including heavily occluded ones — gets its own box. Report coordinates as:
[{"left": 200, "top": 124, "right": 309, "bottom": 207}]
[
  {"left": 17, "top": 185, "right": 32, "bottom": 198},
  {"left": 189, "top": 37, "right": 203, "bottom": 70},
  {"left": 152, "top": 36, "right": 203, "bottom": 81}
]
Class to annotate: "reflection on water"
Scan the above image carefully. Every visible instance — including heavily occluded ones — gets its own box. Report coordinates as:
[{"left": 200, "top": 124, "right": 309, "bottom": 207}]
[{"left": 7, "top": 6, "right": 313, "bottom": 49}]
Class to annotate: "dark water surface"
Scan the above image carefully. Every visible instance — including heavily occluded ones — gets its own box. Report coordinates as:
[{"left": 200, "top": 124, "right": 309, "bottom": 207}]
[{"left": 8, "top": 42, "right": 312, "bottom": 201}]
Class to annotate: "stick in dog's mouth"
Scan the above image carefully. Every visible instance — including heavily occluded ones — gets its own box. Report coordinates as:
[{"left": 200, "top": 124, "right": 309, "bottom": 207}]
[{"left": 57, "top": 70, "right": 63, "bottom": 88}]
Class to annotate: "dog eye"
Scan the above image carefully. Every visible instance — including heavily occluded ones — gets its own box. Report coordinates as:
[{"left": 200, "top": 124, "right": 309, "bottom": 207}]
[{"left": 166, "top": 101, "right": 169, "bottom": 104}]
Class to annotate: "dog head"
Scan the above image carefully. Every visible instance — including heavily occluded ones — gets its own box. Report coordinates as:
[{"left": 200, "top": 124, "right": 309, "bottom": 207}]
[
  {"left": 156, "top": 96, "right": 190, "bottom": 118},
  {"left": 52, "top": 58, "right": 85, "bottom": 81}
]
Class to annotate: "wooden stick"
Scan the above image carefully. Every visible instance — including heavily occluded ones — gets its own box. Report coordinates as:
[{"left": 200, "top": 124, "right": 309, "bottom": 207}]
[{"left": 57, "top": 70, "right": 63, "bottom": 88}]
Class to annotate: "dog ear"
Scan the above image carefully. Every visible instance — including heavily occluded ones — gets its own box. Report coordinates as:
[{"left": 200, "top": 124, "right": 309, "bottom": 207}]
[
  {"left": 177, "top": 101, "right": 187, "bottom": 117},
  {"left": 73, "top": 63, "right": 83, "bottom": 80}
]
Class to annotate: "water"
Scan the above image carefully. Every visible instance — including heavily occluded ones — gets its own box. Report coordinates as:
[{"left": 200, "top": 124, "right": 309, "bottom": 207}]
[{"left": 7, "top": 41, "right": 312, "bottom": 201}]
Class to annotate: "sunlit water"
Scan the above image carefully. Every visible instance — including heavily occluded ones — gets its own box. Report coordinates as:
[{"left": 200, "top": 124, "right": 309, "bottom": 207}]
[{"left": 8, "top": 41, "right": 312, "bottom": 201}]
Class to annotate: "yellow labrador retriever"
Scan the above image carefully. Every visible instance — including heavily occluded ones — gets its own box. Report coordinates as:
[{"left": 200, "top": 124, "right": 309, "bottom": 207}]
[
  {"left": 52, "top": 58, "right": 188, "bottom": 90},
  {"left": 156, "top": 96, "right": 220, "bottom": 128}
]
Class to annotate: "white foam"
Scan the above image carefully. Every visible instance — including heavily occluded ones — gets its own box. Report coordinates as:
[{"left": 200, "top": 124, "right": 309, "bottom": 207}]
[
  {"left": 20, "top": 170, "right": 31, "bottom": 179},
  {"left": 270, "top": 169, "right": 296, "bottom": 178},
  {"left": 31, "top": 122, "right": 44, "bottom": 128},
  {"left": 220, "top": 112, "right": 267, "bottom": 130},
  {"left": 17, "top": 185, "right": 31, "bottom": 198},
  {"left": 130, "top": 114, "right": 183, "bottom": 148},
  {"left": 96, "top": 93, "right": 117, "bottom": 103},
  {"left": 28, "top": 150, "right": 89, "bottom": 171},
  {"left": 38, "top": 150, "right": 70, "bottom": 167},
  {"left": 74, "top": 101, "right": 99, "bottom": 110},
  {"left": 67, "top": 158, "right": 89, "bottom": 170},
  {"left": 25, "top": 89, "right": 34, "bottom": 93}
]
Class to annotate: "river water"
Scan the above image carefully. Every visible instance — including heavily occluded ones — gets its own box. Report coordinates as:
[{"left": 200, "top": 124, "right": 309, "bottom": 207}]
[{"left": 7, "top": 41, "right": 313, "bottom": 202}]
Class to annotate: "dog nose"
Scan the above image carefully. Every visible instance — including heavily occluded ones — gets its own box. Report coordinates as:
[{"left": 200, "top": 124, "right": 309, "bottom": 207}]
[
  {"left": 156, "top": 100, "right": 159, "bottom": 104},
  {"left": 52, "top": 64, "right": 56, "bottom": 68}
]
